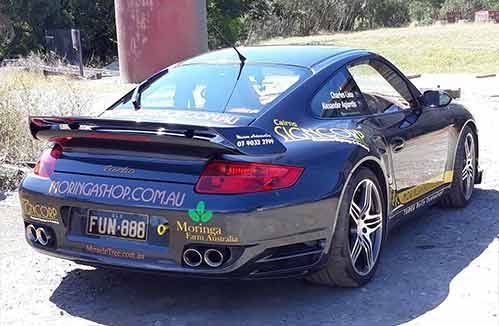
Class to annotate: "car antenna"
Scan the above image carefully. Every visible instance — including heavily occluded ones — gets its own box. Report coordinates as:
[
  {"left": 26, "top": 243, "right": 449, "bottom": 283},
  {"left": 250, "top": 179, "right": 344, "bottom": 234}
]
[
  {"left": 208, "top": 23, "right": 248, "bottom": 112},
  {"left": 210, "top": 23, "right": 246, "bottom": 80}
]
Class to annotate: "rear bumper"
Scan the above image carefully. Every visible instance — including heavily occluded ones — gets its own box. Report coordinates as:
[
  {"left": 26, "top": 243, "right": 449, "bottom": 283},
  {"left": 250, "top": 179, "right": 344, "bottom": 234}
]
[
  {"left": 29, "top": 240, "right": 328, "bottom": 279},
  {"left": 19, "top": 175, "right": 338, "bottom": 279}
]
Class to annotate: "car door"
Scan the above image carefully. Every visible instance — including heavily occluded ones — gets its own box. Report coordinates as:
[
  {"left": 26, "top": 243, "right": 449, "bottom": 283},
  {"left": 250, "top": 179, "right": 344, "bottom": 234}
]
[{"left": 347, "top": 58, "right": 453, "bottom": 208}]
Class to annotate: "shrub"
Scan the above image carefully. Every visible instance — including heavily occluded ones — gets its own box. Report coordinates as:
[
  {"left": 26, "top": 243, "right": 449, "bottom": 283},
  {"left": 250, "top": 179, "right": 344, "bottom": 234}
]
[
  {"left": 0, "top": 69, "right": 91, "bottom": 163},
  {"left": 0, "top": 52, "right": 98, "bottom": 192}
]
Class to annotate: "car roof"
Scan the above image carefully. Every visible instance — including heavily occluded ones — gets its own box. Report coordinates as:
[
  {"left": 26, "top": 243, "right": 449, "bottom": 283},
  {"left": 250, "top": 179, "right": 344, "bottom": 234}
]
[{"left": 181, "top": 45, "right": 368, "bottom": 69}]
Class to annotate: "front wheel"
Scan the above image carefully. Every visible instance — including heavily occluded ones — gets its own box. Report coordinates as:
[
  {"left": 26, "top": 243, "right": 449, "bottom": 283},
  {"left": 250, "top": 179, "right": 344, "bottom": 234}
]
[
  {"left": 307, "top": 168, "right": 386, "bottom": 287},
  {"left": 440, "top": 126, "right": 477, "bottom": 208}
]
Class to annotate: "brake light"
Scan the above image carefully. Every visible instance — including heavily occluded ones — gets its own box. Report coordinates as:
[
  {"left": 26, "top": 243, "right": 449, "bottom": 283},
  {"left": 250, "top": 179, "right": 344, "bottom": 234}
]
[
  {"left": 33, "top": 145, "right": 62, "bottom": 178},
  {"left": 195, "top": 161, "right": 304, "bottom": 194}
]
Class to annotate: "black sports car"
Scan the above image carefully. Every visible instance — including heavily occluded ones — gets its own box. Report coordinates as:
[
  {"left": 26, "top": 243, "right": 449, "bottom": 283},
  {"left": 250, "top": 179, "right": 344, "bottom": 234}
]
[{"left": 20, "top": 46, "right": 482, "bottom": 286}]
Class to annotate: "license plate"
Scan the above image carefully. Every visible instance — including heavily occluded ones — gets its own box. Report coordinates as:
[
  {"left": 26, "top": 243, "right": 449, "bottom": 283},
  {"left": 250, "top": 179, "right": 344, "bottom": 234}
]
[{"left": 87, "top": 210, "right": 148, "bottom": 241}]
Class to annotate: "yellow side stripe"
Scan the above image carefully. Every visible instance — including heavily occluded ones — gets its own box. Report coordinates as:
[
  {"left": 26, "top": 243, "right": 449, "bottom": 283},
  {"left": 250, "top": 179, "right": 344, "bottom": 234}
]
[{"left": 397, "top": 171, "right": 454, "bottom": 204}]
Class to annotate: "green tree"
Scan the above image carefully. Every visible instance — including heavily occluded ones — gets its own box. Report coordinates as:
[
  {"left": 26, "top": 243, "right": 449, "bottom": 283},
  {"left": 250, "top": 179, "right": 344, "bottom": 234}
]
[
  {"left": 64, "top": 0, "right": 117, "bottom": 63},
  {"left": 361, "top": 0, "right": 411, "bottom": 29},
  {"left": 409, "top": 0, "right": 445, "bottom": 23},
  {"left": 207, "top": 0, "right": 273, "bottom": 48},
  {"left": 485, "top": 0, "right": 499, "bottom": 9},
  {"left": 0, "top": 0, "right": 70, "bottom": 58},
  {"left": 0, "top": 0, "right": 116, "bottom": 63},
  {"left": 0, "top": 13, "right": 15, "bottom": 58}
]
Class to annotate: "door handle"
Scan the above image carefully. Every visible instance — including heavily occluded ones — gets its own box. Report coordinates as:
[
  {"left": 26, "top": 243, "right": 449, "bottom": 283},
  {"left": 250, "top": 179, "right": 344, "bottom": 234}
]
[{"left": 391, "top": 137, "right": 405, "bottom": 153}]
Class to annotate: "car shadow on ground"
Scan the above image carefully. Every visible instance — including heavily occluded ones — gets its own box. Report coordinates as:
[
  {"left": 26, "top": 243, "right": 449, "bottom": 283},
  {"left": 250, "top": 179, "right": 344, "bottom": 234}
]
[{"left": 49, "top": 188, "right": 499, "bottom": 326}]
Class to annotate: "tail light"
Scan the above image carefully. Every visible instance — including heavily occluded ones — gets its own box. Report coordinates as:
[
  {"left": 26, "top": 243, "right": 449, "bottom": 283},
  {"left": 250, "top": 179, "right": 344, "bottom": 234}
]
[
  {"left": 195, "top": 161, "right": 304, "bottom": 194},
  {"left": 33, "top": 144, "right": 63, "bottom": 178}
]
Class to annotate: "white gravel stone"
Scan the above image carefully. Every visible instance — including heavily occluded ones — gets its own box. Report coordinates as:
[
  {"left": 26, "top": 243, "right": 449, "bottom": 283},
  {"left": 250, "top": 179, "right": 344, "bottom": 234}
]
[{"left": 0, "top": 74, "right": 498, "bottom": 325}]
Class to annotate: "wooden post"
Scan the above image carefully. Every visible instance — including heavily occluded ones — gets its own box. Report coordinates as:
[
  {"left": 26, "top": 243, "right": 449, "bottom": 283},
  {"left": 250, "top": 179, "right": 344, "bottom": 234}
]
[
  {"left": 114, "top": 0, "right": 208, "bottom": 83},
  {"left": 71, "top": 29, "right": 84, "bottom": 77}
]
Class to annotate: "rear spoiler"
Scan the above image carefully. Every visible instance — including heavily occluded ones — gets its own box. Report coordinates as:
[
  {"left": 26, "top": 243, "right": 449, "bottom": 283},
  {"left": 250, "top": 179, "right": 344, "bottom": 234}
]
[{"left": 29, "top": 116, "right": 286, "bottom": 156}]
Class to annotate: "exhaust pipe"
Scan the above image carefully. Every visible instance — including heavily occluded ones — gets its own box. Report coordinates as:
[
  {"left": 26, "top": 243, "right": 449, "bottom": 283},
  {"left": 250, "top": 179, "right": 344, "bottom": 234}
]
[
  {"left": 183, "top": 248, "right": 203, "bottom": 267},
  {"left": 26, "top": 224, "right": 37, "bottom": 242},
  {"left": 36, "top": 227, "right": 51, "bottom": 246},
  {"left": 204, "top": 248, "right": 224, "bottom": 268}
]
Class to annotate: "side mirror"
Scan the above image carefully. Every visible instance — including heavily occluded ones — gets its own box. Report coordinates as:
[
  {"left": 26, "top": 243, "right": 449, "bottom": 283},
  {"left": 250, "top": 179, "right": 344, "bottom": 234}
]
[{"left": 422, "top": 90, "right": 452, "bottom": 108}]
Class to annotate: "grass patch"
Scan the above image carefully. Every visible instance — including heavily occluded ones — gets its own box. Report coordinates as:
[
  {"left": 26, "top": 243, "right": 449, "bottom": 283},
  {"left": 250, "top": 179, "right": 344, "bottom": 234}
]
[{"left": 261, "top": 23, "right": 499, "bottom": 74}]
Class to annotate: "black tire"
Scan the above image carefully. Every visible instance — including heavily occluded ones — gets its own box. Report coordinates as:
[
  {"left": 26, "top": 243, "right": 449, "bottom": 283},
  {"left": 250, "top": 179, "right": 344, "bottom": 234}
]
[
  {"left": 306, "top": 167, "right": 386, "bottom": 287},
  {"left": 440, "top": 126, "right": 477, "bottom": 208}
]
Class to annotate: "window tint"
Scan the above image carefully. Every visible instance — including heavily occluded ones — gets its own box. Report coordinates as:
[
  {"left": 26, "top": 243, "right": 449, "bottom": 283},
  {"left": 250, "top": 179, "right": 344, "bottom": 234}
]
[
  {"left": 347, "top": 60, "right": 414, "bottom": 113},
  {"left": 311, "top": 69, "right": 369, "bottom": 118},
  {"left": 109, "top": 64, "right": 310, "bottom": 118}
]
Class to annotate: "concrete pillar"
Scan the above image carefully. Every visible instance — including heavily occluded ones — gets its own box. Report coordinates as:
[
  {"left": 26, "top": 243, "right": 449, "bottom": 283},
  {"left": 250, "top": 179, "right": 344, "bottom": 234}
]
[{"left": 115, "top": 0, "right": 208, "bottom": 83}]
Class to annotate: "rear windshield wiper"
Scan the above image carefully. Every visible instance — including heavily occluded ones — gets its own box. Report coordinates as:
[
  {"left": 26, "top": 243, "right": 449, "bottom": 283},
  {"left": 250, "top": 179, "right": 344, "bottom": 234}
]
[{"left": 131, "top": 68, "right": 169, "bottom": 110}]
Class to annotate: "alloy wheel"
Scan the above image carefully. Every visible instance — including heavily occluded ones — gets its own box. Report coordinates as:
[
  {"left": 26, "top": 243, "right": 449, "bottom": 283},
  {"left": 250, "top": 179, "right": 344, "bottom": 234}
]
[
  {"left": 349, "top": 179, "right": 383, "bottom": 276},
  {"left": 461, "top": 133, "right": 475, "bottom": 200}
]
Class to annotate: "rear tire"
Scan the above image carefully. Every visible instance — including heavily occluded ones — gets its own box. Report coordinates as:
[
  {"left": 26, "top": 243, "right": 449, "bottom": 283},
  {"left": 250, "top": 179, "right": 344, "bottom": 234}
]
[
  {"left": 440, "top": 127, "right": 477, "bottom": 208},
  {"left": 307, "top": 168, "right": 386, "bottom": 287}
]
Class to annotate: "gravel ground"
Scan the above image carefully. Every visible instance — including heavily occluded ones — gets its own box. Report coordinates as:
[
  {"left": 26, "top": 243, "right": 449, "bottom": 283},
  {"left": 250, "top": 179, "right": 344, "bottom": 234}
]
[{"left": 1, "top": 74, "right": 498, "bottom": 326}]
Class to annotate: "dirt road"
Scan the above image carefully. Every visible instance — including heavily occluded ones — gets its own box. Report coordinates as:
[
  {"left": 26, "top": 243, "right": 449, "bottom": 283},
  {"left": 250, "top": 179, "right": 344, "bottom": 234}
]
[{"left": 1, "top": 74, "right": 498, "bottom": 326}]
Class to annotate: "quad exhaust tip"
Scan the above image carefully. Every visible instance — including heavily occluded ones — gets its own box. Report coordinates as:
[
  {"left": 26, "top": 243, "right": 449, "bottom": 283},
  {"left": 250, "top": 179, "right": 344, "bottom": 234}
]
[
  {"left": 36, "top": 227, "right": 51, "bottom": 246},
  {"left": 204, "top": 248, "right": 224, "bottom": 268},
  {"left": 183, "top": 248, "right": 227, "bottom": 268},
  {"left": 26, "top": 225, "right": 51, "bottom": 246},
  {"left": 26, "top": 224, "right": 37, "bottom": 242},
  {"left": 183, "top": 248, "right": 203, "bottom": 267}
]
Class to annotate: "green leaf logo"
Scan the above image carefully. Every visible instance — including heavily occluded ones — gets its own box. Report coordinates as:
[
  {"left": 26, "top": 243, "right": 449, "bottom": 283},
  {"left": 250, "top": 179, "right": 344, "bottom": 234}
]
[{"left": 188, "top": 201, "right": 213, "bottom": 223}]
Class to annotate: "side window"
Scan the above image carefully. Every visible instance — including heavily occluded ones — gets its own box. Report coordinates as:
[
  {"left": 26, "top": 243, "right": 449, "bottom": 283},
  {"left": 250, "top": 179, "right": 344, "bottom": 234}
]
[
  {"left": 311, "top": 69, "right": 370, "bottom": 118},
  {"left": 347, "top": 60, "right": 414, "bottom": 114}
]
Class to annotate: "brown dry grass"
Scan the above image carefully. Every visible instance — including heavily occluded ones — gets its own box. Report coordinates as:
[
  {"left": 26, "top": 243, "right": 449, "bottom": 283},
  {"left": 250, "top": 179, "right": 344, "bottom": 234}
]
[{"left": 0, "top": 58, "right": 132, "bottom": 190}]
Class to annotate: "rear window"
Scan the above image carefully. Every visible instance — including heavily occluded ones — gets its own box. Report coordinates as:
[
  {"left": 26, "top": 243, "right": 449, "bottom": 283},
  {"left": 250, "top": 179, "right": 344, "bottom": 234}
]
[{"left": 110, "top": 63, "right": 310, "bottom": 116}]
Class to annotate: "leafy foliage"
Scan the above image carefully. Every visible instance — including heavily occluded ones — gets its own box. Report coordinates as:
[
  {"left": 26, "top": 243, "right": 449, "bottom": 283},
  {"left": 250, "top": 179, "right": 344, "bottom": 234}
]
[
  {"left": 360, "top": 0, "right": 411, "bottom": 29},
  {"left": 0, "top": 0, "right": 116, "bottom": 64},
  {"left": 245, "top": 0, "right": 415, "bottom": 42},
  {"left": 207, "top": 0, "right": 271, "bottom": 48},
  {"left": 1, "top": 0, "right": 497, "bottom": 63}
]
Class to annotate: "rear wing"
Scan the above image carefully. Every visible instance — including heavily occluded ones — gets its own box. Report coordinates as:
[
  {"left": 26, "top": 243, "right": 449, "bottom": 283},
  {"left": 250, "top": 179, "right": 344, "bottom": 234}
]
[{"left": 29, "top": 116, "right": 286, "bottom": 156}]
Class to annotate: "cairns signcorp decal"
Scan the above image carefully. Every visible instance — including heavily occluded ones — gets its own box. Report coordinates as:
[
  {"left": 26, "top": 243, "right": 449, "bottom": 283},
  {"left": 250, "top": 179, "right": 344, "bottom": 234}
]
[
  {"left": 21, "top": 199, "right": 59, "bottom": 224},
  {"left": 273, "top": 119, "right": 368, "bottom": 150},
  {"left": 176, "top": 201, "right": 240, "bottom": 243}
]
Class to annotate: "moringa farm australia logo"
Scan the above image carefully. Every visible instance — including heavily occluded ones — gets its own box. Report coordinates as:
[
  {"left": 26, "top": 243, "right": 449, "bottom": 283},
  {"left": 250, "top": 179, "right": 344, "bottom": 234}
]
[
  {"left": 188, "top": 201, "right": 213, "bottom": 223},
  {"left": 176, "top": 201, "right": 239, "bottom": 243}
]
